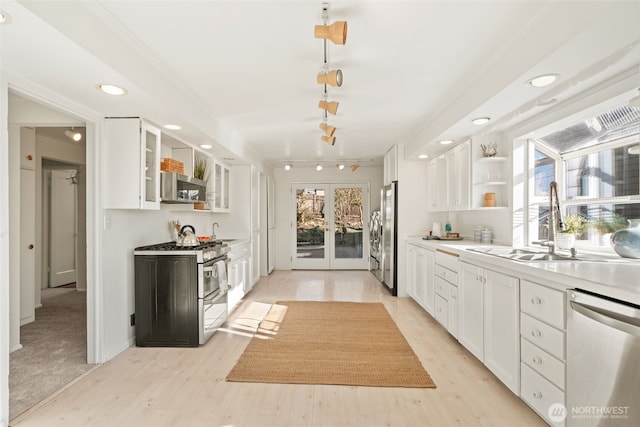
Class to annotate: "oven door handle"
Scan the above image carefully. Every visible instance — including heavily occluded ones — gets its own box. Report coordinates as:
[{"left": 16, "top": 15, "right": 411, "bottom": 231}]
[{"left": 203, "top": 289, "right": 225, "bottom": 304}]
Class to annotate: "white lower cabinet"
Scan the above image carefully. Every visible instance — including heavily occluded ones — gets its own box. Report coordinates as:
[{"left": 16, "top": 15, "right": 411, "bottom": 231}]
[
  {"left": 459, "top": 262, "right": 520, "bottom": 393},
  {"left": 459, "top": 263, "right": 485, "bottom": 360},
  {"left": 519, "top": 280, "right": 566, "bottom": 426},
  {"left": 406, "top": 243, "right": 434, "bottom": 315},
  {"left": 227, "top": 241, "right": 251, "bottom": 313}
]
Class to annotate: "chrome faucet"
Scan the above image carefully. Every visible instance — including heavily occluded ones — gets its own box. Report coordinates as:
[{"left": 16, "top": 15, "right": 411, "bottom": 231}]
[
  {"left": 212, "top": 222, "right": 219, "bottom": 240},
  {"left": 534, "top": 181, "right": 565, "bottom": 254}
]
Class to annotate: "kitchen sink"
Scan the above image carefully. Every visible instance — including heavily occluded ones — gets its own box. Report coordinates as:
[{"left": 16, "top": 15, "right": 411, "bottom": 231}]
[{"left": 467, "top": 247, "right": 581, "bottom": 262}]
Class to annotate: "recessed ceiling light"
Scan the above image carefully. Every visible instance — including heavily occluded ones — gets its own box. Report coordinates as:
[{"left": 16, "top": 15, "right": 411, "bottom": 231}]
[
  {"left": 418, "top": 154, "right": 429, "bottom": 159},
  {"left": 526, "top": 73, "right": 559, "bottom": 88},
  {"left": 316, "top": 164, "right": 323, "bottom": 171},
  {"left": 439, "top": 140, "right": 453, "bottom": 145},
  {"left": 164, "top": 124, "right": 182, "bottom": 130},
  {"left": 472, "top": 117, "right": 491, "bottom": 125},
  {"left": 0, "top": 10, "right": 9, "bottom": 23},
  {"left": 199, "top": 144, "right": 212, "bottom": 149},
  {"left": 337, "top": 163, "right": 345, "bottom": 170},
  {"left": 96, "top": 83, "right": 127, "bottom": 96},
  {"left": 284, "top": 163, "right": 292, "bottom": 171}
]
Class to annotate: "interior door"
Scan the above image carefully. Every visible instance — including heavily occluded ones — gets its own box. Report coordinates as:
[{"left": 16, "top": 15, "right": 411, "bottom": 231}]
[
  {"left": 292, "top": 184, "right": 369, "bottom": 270},
  {"left": 49, "top": 169, "right": 78, "bottom": 287}
]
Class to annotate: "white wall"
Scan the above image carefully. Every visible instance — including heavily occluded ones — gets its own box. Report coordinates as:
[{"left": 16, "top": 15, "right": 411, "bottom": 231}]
[{"left": 272, "top": 165, "right": 384, "bottom": 270}]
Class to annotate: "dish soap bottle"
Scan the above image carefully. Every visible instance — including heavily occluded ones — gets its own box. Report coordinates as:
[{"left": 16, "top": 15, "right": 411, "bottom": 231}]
[{"left": 445, "top": 220, "right": 452, "bottom": 234}]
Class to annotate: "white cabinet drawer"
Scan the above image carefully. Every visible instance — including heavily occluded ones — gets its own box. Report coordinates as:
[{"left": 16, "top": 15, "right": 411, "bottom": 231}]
[
  {"left": 521, "top": 338, "right": 565, "bottom": 390},
  {"left": 521, "top": 363, "right": 565, "bottom": 427},
  {"left": 435, "top": 264, "right": 458, "bottom": 284},
  {"left": 434, "top": 294, "right": 448, "bottom": 328},
  {"left": 521, "top": 280, "right": 565, "bottom": 330},
  {"left": 434, "top": 276, "right": 450, "bottom": 299},
  {"left": 521, "top": 313, "right": 565, "bottom": 360},
  {"left": 435, "top": 249, "right": 459, "bottom": 273}
]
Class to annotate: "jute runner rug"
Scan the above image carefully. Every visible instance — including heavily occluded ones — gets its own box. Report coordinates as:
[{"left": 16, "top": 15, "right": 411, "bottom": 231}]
[{"left": 226, "top": 301, "right": 436, "bottom": 388}]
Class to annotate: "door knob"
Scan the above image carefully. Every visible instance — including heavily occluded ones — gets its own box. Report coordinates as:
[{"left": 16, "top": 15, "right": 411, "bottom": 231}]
[{"left": 28, "top": 244, "right": 34, "bottom": 250}]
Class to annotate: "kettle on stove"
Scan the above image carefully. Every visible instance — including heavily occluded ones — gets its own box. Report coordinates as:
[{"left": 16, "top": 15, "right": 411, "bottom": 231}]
[{"left": 177, "top": 225, "right": 199, "bottom": 247}]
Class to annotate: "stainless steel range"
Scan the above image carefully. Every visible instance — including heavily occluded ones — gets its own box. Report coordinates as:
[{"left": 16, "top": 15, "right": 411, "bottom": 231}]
[{"left": 134, "top": 240, "right": 230, "bottom": 347}]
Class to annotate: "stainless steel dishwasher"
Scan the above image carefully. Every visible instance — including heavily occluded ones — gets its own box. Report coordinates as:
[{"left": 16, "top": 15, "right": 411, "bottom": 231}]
[{"left": 567, "top": 289, "right": 640, "bottom": 426}]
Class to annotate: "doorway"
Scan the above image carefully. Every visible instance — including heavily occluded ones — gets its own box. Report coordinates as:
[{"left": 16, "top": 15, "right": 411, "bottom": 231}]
[
  {"left": 292, "top": 183, "right": 369, "bottom": 270},
  {"left": 44, "top": 166, "right": 79, "bottom": 288},
  {"left": 9, "top": 118, "right": 90, "bottom": 419}
]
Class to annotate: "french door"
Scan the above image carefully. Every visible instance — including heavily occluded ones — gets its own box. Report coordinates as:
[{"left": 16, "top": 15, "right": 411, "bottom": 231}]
[{"left": 291, "top": 183, "right": 369, "bottom": 270}]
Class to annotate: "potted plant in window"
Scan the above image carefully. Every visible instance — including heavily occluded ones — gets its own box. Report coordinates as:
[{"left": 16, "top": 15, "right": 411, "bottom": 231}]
[
  {"left": 556, "top": 214, "right": 588, "bottom": 249},
  {"left": 591, "top": 214, "right": 628, "bottom": 246}
]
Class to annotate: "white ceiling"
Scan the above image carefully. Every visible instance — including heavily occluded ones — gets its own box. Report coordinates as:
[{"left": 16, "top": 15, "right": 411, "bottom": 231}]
[{"left": 2, "top": 1, "right": 639, "bottom": 171}]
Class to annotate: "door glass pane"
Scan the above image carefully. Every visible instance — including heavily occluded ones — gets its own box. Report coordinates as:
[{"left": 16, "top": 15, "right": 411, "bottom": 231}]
[
  {"left": 333, "top": 187, "right": 363, "bottom": 259},
  {"left": 296, "top": 188, "right": 325, "bottom": 259},
  {"left": 144, "top": 130, "right": 157, "bottom": 202}
]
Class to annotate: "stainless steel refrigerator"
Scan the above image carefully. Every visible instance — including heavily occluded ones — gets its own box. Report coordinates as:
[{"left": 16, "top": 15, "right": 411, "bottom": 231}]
[{"left": 381, "top": 181, "right": 397, "bottom": 296}]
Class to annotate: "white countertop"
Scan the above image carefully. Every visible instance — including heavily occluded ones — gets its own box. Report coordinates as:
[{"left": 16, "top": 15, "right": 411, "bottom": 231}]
[{"left": 406, "top": 237, "right": 640, "bottom": 306}]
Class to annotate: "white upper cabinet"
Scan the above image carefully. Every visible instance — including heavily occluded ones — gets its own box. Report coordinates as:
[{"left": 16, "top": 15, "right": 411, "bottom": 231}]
[
  {"left": 211, "top": 159, "right": 230, "bottom": 213},
  {"left": 446, "top": 140, "right": 470, "bottom": 211},
  {"left": 383, "top": 145, "right": 398, "bottom": 185},
  {"left": 105, "top": 117, "right": 161, "bottom": 210},
  {"left": 428, "top": 139, "right": 470, "bottom": 212},
  {"left": 427, "top": 154, "right": 446, "bottom": 211}
]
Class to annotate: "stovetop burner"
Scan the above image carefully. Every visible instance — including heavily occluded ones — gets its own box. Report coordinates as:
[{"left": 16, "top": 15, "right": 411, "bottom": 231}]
[
  {"left": 134, "top": 240, "right": 229, "bottom": 262},
  {"left": 135, "top": 241, "right": 223, "bottom": 252}
]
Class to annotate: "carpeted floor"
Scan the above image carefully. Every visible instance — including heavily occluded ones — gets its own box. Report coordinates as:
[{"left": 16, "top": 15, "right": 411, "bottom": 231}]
[
  {"left": 226, "top": 300, "right": 436, "bottom": 388},
  {"left": 9, "top": 287, "right": 93, "bottom": 420}
]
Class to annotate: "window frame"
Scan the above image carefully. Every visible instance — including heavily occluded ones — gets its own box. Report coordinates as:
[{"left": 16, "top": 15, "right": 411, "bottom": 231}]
[{"left": 527, "top": 134, "right": 639, "bottom": 253}]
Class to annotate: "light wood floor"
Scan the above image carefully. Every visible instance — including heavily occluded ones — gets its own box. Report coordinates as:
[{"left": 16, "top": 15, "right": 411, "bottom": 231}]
[{"left": 11, "top": 271, "right": 545, "bottom": 427}]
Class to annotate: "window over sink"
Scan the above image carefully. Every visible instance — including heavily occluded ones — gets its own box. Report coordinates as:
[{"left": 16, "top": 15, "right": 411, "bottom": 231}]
[{"left": 528, "top": 104, "right": 640, "bottom": 252}]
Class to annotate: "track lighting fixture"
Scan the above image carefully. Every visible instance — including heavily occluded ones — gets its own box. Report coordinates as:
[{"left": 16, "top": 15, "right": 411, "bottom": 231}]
[
  {"left": 314, "top": 21, "right": 348, "bottom": 45},
  {"left": 321, "top": 135, "right": 336, "bottom": 146},
  {"left": 318, "top": 100, "right": 339, "bottom": 115},
  {"left": 319, "top": 122, "right": 336, "bottom": 136},
  {"left": 280, "top": 159, "right": 370, "bottom": 172},
  {"left": 314, "top": 3, "right": 346, "bottom": 145},
  {"left": 65, "top": 129, "right": 82, "bottom": 142},
  {"left": 317, "top": 69, "right": 343, "bottom": 87}
]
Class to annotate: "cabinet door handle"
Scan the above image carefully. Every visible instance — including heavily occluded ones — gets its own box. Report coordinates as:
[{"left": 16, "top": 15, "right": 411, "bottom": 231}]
[
  {"left": 27, "top": 154, "right": 33, "bottom": 161},
  {"left": 533, "top": 391, "right": 543, "bottom": 399},
  {"left": 532, "top": 356, "right": 542, "bottom": 364},
  {"left": 530, "top": 329, "right": 542, "bottom": 337},
  {"left": 530, "top": 297, "right": 542, "bottom": 305},
  {"left": 28, "top": 244, "right": 34, "bottom": 250}
]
